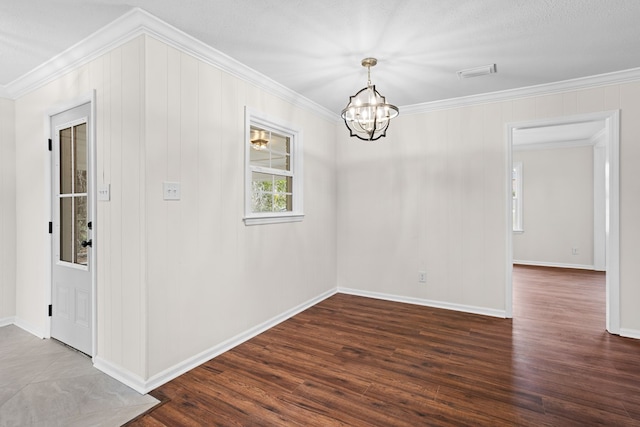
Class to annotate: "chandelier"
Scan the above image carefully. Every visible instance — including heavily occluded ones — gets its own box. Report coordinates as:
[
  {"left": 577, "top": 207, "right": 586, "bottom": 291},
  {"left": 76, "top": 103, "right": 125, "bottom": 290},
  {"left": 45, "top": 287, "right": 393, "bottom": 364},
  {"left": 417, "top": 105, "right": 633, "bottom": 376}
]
[{"left": 341, "top": 58, "right": 399, "bottom": 141}]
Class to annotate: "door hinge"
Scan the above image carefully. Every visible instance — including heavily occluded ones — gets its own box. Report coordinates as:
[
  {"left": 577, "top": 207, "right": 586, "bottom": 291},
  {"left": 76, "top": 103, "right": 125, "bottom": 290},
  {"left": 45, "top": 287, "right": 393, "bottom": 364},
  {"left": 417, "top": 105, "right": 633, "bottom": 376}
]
[
  {"left": 48, "top": 304, "right": 52, "bottom": 317},
  {"left": 48, "top": 222, "right": 53, "bottom": 234},
  {"left": 48, "top": 138, "right": 52, "bottom": 151}
]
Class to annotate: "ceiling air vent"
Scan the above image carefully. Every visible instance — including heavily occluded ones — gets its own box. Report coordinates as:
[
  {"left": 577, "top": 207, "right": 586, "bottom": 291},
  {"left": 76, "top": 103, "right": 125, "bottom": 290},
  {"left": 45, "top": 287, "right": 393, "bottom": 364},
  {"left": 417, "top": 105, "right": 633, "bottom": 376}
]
[{"left": 457, "top": 64, "right": 497, "bottom": 79}]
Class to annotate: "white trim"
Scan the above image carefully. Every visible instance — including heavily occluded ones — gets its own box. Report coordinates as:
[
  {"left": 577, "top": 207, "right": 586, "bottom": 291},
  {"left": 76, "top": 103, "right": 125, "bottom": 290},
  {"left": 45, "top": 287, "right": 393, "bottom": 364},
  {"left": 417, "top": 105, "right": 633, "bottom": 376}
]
[
  {"left": 505, "top": 127, "right": 514, "bottom": 318},
  {"left": 338, "top": 288, "right": 507, "bottom": 319},
  {"left": 93, "top": 357, "right": 148, "bottom": 394},
  {"left": 506, "top": 110, "right": 620, "bottom": 334},
  {"left": 513, "top": 138, "right": 594, "bottom": 152},
  {"left": 14, "top": 317, "right": 46, "bottom": 339},
  {"left": 4, "top": 8, "right": 336, "bottom": 123},
  {"left": 96, "top": 288, "right": 336, "bottom": 394},
  {"left": 244, "top": 214, "right": 304, "bottom": 226},
  {"left": 244, "top": 107, "right": 304, "bottom": 225},
  {"left": 0, "top": 317, "right": 16, "bottom": 327},
  {"left": 513, "top": 260, "right": 596, "bottom": 270},
  {"left": 45, "top": 91, "right": 97, "bottom": 356},
  {"left": 620, "top": 329, "right": 640, "bottom": 340},
  {"left": 512, "top": 161, "right": 523, "bottom": 232},
  {"left": 402, "top": 68, "right": 640, "bottom": 115}
]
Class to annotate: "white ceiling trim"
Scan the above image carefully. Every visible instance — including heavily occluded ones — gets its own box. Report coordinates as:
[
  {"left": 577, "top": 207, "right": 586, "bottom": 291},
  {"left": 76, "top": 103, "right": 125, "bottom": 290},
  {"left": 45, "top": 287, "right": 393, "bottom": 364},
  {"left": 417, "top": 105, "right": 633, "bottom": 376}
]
[
  {"left": 401, "top": 67, "right": 640, "bottom": 116},
  {"left": 2, "top": 8, "right": 337, "bottom": 122}
]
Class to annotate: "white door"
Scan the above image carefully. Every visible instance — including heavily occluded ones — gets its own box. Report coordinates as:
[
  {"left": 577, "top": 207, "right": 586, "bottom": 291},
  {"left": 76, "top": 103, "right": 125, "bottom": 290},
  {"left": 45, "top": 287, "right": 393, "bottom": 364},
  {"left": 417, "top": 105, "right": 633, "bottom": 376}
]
[{"left": 51, "top": 103, "right": 93, "bottom": 356}]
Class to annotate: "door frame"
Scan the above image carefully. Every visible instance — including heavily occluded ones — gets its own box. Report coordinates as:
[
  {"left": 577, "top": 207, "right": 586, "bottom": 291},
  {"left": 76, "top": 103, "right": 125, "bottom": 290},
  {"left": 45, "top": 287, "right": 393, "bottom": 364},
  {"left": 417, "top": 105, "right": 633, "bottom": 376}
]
[
  {"left": 505, "top": 110, "right": 620, "bottom": 334},
  {"left": 45, "top": 90, "right": 97, "bottom": 356}
]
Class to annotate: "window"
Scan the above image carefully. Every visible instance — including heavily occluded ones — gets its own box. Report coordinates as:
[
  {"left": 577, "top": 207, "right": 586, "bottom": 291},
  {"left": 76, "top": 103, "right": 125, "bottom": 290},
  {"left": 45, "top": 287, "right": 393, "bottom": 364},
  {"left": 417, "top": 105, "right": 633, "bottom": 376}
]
[
  {"left": 244, "top": 108, "right": 303, "bottom": 225},
  {"left": 512, "top": 161, "right": 523, "bottom": 232}
]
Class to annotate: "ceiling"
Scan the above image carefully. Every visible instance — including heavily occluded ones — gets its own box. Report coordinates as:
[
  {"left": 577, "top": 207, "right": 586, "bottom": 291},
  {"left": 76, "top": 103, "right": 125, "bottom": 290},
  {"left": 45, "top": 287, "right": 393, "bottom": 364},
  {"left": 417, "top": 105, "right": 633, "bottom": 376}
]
[{"left": 1, "top": 1, "right": 640, "bottom": 115}]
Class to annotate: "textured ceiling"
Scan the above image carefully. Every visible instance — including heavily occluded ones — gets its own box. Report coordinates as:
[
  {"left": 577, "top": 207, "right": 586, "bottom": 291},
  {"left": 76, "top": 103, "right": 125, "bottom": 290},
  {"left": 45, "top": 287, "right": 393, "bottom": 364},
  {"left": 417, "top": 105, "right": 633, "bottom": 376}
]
[{"left": 1, "top": 0, "right": 640, "bottom": 114}]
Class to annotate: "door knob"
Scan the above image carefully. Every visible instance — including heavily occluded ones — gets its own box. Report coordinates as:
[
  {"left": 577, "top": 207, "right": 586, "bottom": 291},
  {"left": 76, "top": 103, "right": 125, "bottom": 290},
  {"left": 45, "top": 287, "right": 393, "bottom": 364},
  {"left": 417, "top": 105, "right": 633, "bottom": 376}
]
[{"left": 81, "top": 239, "right": 92, "bottom": 248}]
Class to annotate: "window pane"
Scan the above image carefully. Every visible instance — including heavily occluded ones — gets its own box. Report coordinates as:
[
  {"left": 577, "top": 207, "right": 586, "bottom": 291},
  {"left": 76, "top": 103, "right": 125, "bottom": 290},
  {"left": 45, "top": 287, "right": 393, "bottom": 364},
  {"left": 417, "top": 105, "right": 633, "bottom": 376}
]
[
  {"left": 251, "top": 172, "right": 274, "bottom": 213},
  {"left": 273, "top": 193, "right": 292, "bottom": 212},
  {"left": 269, "top": 133, "right": 290, "bottom": 172},
  {"left": 75, "top": 196, "right": 88, "bottom": 265},
  {"left": 249, "top": 125, "right": 291, "bottom": 171},
  {"left": 74, "top": 123, "right": 87, "bottom": 193},
  {"left": 60, "top": 197, "right": 73, "bottom": 263},
  {"left": 60, "top": 128, "right": 72, "bottom": 194}
]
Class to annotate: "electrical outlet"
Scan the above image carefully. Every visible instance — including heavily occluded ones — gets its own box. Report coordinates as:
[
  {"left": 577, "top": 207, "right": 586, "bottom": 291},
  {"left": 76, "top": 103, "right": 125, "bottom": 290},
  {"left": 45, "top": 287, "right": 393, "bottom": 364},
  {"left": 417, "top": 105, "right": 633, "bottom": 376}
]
[
  {"left": 572, "top": 247, "right": 579, "bottom": 255},
  {"left": 418, "top": 271, "right": 427, "bottom": 283}
]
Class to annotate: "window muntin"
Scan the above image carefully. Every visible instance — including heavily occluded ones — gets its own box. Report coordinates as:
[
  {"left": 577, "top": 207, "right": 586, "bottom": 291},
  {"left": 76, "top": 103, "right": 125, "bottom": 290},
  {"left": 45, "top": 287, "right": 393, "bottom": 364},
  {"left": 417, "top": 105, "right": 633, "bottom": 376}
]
[{"left": 244, "top": 108, "right": 303, "bottom": 225}]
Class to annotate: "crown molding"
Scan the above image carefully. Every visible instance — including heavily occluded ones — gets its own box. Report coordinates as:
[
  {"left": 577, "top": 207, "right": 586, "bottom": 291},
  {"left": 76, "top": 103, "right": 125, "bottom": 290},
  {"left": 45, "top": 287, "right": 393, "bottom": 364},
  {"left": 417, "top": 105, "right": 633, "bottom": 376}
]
[
  {"left": 4, "top": 8, "right": 337, "bottom": 122},
  {"left": 6, "top": 7, "right": 640, "bottom": 120},
  {"left": 400, "top": 67, "right": 640, "bottom": 115}
]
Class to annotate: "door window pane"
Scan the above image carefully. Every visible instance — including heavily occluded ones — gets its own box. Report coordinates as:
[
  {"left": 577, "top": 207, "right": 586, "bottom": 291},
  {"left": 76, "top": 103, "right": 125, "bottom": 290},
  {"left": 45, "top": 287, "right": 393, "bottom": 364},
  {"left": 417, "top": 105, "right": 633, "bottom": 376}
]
[
  {"left": 74, "top": 123, "right": 87, "bottom": 193},
  {"left": 60, "top": 128, "right": 72, "bottom": 194},
  {"left": 60, "top": 197, "right": 73, "bottom": 263},
  {"left": 75, "top": 196, "right": 88, "bottom": 265}
]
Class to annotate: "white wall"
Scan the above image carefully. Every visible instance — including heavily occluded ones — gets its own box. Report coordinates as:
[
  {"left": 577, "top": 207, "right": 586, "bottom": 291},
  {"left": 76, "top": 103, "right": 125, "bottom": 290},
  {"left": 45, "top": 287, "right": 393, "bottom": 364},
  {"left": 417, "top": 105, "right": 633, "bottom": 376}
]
[
  {"left": 0, "top": 97, "right": 16, "bottom": 324},
  {"left": 513, "top": 145, "right": 594, "bottom": 268},
  {"left": 337, "top": 83, "right": 640, "bottom": 334},
  {"left": 337, "top": 104, "right": 506, "bottom": 314},
  {"left": 12, "top": 35, "right": 337, "bottom": 384},
  {"left": 143, "top": 37, "right": 337, "bottom": 378}
]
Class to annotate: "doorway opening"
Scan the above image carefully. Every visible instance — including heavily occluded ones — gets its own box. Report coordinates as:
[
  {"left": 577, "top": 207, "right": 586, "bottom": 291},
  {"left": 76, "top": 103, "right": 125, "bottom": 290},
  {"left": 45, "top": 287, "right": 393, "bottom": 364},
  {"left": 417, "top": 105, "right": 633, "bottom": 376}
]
[{"left": 505, "top": 111, "right": 620, "bottom": 334}]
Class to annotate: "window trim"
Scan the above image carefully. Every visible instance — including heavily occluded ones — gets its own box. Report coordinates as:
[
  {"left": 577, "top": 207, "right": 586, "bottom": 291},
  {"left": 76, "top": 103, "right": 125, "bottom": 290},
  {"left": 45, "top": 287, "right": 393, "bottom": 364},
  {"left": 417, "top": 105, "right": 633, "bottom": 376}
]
[
  {"left": 512, "top": 161, "right": 523, "bottom": 232},
  {"left": 244, "top": 107, "right": 304, "bottom": 225}
]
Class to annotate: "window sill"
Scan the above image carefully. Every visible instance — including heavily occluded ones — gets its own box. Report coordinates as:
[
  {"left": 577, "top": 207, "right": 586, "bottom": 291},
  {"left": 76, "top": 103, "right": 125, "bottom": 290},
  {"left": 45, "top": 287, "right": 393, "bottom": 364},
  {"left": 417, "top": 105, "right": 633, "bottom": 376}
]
[{"left": 244, "top": 213, "right": 304, "bottom": 226}]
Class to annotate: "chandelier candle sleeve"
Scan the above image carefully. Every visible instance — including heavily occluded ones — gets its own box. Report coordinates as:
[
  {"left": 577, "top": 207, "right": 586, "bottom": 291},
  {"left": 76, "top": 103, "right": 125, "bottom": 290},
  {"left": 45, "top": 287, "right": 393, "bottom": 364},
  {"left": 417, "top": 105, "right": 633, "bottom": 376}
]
[{"left": 341, "top": 58, "right": 399, "bottom": 141}]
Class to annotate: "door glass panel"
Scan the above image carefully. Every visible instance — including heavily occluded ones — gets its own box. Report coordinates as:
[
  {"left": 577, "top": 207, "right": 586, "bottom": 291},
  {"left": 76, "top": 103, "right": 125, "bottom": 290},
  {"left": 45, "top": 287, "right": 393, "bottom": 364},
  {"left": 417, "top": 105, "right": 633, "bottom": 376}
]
[
  {"left": 57, "top": 121, "right": 89, "bottom": 267},
  {"left": 75, "top": 196, "right": 88, "bottom": 265},
  {"left": 74, "top": 123, "right": 87, "bottom": 193},
  {"left": 60, "top": 197, "right": 73, "bottom": 263},
  {"left": 60, "top": 128, "right": 72, "bottom": 194}
]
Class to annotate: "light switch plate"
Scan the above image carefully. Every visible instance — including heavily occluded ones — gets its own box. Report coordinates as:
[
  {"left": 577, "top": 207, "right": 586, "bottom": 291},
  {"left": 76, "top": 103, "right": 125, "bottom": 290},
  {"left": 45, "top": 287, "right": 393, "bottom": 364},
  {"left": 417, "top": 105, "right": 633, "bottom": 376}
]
[
  {"left": 163, "top": 182, "right": 181, "bottom": 200},
  {"left": 97, "top": 184, "right": 110, "bottom": 201}
]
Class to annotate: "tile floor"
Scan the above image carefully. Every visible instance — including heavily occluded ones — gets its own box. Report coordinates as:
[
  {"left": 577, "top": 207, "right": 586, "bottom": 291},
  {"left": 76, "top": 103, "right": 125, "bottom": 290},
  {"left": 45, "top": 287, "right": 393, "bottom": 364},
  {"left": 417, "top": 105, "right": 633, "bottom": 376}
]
[{"left": 0, "top": 325, "right": 158, "bottom": 427}]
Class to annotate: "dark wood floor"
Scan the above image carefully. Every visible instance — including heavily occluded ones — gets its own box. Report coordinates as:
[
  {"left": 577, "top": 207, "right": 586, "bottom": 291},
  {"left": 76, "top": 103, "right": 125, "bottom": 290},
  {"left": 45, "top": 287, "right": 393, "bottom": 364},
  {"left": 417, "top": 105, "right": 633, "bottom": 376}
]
[{"left": 128, "top": 266, "right": 640, "bottom": 426}]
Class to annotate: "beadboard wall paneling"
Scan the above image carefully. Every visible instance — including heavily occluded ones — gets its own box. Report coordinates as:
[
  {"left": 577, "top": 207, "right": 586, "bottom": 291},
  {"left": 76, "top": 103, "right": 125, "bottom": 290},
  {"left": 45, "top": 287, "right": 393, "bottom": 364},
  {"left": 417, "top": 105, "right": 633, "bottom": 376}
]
[
  {"left": 337, "top": 81, "right": 640, "bottom": 333},
  {"left": 143, "top": 37, "right": 337, "bottom": 377},
  {"left": 619, "top": 81, "right": 640, "bottom": 330},
  {"left": 14, "top": 36, "right": 147, "bottom": 377},
  {"left": 0, "top": 98, "right": 16, "bottom": 320}
]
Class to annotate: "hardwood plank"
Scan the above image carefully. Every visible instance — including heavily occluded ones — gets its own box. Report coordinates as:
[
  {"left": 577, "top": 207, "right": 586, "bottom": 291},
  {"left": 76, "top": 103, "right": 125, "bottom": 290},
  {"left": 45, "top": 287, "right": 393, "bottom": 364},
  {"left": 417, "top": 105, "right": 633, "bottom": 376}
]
[{"left": 128, "top": 266, "right": 640, "bottom": 426}]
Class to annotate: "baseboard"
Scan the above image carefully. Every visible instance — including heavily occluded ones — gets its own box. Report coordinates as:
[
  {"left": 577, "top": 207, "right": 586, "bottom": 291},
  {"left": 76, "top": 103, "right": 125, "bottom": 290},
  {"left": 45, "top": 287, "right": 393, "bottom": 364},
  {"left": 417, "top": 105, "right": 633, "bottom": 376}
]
[
  {"left": 337, "top": 288, "right": 507, "bottom": 319},
  {"left": 619, "top": 328, "right": 640, "bottom": 340},
  {"left": 513, "top": 260, "right": 596, "bottom": 270},
  {"left": 13, "top": 317, "right": 46, "bottom": 339},
  {"left": 0, "top": 316, "right": 15, "bottom": 327},
  {"left": 93, "top": 357, "right": 148, "bottom": 394},
  {"left": 98, "top": 288, "right": 337, "bottom": 394}
]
